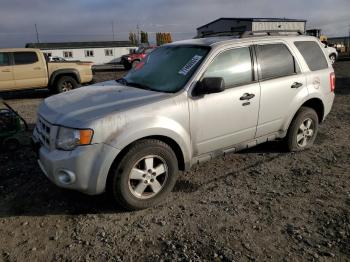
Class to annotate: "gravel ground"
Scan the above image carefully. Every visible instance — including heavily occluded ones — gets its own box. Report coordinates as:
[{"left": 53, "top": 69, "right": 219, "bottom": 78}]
[{"left": 0, "top": 63, "right": 349, "bottom": 261}]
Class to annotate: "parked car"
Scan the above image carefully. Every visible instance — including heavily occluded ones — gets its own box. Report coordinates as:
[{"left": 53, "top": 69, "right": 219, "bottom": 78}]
[
  {"left": 33, "top": 34, "right": 335, "bottom": 210},
  {"left": 49, "top": 56, "right": 66, "bottom": 62},
  {"left": 120, "top": 46, "right": 157, "bottom": 69},
  {"left": 321, "top": 41, "right": 338, "bottom": 64},
  {"left": 0, "top": 48, "right": 93, "bottom": 93}
]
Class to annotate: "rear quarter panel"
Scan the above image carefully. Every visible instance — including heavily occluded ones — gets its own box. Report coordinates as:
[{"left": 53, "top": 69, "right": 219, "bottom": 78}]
[{"left": 48, "top": 62, "right": 93, "bottom": 83}]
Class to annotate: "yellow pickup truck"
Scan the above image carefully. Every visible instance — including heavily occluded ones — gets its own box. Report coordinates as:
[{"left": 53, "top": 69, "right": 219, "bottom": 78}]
[{"left": 0, "top": 48, "right": 93, "bottom": 93}]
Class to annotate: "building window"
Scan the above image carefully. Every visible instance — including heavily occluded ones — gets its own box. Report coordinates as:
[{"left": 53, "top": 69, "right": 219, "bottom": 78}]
[
  {"left": 105, "top": 49, "right": 113, "bottom": 56},
  {"left": 85, "top": 50, "right": 94, "bottom": 57},
  {"left": 63, "top": 51, "right": 73, "bottom": 58}
]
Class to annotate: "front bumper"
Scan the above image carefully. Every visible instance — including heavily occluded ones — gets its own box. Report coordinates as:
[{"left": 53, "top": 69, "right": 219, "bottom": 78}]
[{"left": 33, "top": 136, "right": 120, "bottom": 195}]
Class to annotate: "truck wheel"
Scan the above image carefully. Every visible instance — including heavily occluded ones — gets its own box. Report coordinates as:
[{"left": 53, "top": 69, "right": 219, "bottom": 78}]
[
  {"left": 286, "top": 107, "right": 319, "bottom": 152},
  {"left": 55, "top": 76, "right": 79, "bottom": 93},
  {"left": 108, "top": 139, "right": 179, "bottom": 210}
]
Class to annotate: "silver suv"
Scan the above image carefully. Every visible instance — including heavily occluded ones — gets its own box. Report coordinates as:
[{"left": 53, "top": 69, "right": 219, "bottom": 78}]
[{"left": 33, "top": 34, "right": 335, "bottom": 210}]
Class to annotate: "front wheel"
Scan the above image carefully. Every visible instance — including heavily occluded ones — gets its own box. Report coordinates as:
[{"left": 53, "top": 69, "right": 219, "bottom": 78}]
[
  {"left": 108, "top": 139, "right": 179, "bottom": 210},
  {"left": 286, "top": 107, "right": 319, "bottom": 152}
]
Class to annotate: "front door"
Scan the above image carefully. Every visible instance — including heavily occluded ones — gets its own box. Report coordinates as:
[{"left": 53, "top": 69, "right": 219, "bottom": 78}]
[
  {"left": 0, "top": 52, "right": 15, "bottom": 91},
  {"left": 189, "top": 46, "right": 260, "bottom": 156}
]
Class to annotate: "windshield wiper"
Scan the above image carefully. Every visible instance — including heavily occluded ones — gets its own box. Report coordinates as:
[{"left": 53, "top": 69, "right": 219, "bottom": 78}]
[
  {"left": 116, "top": 77, "right": 156, "bottom": 91},
  {"left": 116, "top": 77, "right": 128, "bottom": 85},
  {"left": 128, "top": 82, "right": 154, "bottom": 91}
]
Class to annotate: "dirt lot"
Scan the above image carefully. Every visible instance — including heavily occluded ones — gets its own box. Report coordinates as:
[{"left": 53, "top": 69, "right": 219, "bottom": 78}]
[{"left": 0, "top": 62, "right": 349, "bottom": 262}]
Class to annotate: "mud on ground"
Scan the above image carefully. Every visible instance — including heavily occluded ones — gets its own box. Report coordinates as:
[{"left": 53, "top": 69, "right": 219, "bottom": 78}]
[{"left": 0, "top": 63, "right": 349, "bottom": 261}]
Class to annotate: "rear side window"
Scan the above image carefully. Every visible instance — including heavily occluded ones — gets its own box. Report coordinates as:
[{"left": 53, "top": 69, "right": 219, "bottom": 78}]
[
  {"left": 294, "top": 41, "right": 328, "bottom": 71},
  {"left": 257, "top": 44, "right": 297, "bottom": 80},
  {"left": 203, "top": 47, "right": 253, "bottom": 87},
  {"left": 13, "top": 52, "right": 38, "bottom": 65},
  {"left": 0, "top": 52, "right": 10, "bottom": 66}
]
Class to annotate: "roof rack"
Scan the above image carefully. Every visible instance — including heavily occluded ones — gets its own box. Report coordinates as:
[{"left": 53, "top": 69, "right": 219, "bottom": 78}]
[{"left": 198, "top": 30, "right": 304, "bottom": 39}]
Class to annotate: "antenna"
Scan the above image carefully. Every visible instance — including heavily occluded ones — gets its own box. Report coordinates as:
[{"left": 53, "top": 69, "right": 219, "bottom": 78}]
[
  {"left": 112, "top": 20, "right": 115, "bottom": 41},
  {"left": 35, "top": 23, "right": 40, "bottom": 43}
]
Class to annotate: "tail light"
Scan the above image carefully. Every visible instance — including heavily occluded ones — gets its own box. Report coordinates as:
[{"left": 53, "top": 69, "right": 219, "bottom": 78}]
[{"left": 330, "top": 72, "right": 335, "bottom": 92}]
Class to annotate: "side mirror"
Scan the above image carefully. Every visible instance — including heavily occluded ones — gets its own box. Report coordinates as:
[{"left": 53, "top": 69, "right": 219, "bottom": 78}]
[{"left": 193, "top": 77, "right": 225, "bottom": 96}]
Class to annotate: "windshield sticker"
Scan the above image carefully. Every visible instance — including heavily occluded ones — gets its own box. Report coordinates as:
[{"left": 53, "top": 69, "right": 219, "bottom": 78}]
[{"left": 178, "top": 55, "right": 203, "bottom": 75}]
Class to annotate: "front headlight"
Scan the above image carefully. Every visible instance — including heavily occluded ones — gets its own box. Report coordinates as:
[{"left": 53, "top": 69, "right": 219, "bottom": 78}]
[{"left": 56, "top": 127, "right": 93, "bottom": 151}]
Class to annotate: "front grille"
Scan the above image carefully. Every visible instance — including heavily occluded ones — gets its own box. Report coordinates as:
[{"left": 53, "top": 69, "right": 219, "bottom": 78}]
[{"left": 36, "top": 116, "right": 52, "bottom": 149}]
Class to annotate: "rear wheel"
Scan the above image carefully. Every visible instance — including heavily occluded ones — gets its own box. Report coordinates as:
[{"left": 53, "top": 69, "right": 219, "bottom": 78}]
[
  {"left": 54, "top": 76, "right": 79, "bottom": 93},
  {"left": 329, "top": 54, "right": 336, "bottom": 64},
  {"left": 108, "top": 139, "right": 179, "bottom": 210},
  {"left": 286, "top": 107, "right": 319, "bottom": 152}
]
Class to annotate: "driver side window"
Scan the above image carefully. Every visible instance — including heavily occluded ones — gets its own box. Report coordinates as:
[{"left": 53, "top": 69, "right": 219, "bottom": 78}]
[{"left": 203, "top": 47, "right": 253, "bottom": 88}]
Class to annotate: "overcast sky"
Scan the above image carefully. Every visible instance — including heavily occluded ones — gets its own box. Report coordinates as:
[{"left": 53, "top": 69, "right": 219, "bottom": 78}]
[{"left": 0, "top": 0, "right": 349, "bottom": 47}]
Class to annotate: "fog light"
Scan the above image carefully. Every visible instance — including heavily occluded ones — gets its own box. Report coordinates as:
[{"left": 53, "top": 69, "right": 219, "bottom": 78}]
[{"left": 57, "top": 170, "right": 76, "bottom": 185}]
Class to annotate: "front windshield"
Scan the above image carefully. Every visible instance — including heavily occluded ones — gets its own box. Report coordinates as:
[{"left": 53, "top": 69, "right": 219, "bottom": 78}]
[
  {"left": 135, "top": 47, "right": 145, "bottom": 54},
  {"left": 122, "top": 45, "right": 210, "bottom": 93}
]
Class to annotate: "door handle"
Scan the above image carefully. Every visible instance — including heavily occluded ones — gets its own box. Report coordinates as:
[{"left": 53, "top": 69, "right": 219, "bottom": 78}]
[
  {"left": 33, "top": 67, "right": 41, "bottom": 70},
  {"left": 1, "top": 69, "right": 11, "bottom": 73},
  {"left": 291, "top": 82, "right": 303, "bottom": 89},
  {"left": 240, "top": 93, "right": 255, "bottom": 100}
]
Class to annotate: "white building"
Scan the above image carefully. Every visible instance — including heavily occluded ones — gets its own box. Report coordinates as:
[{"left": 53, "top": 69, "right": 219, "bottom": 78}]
[
  {"left": 25, "top": 41, "right": 137, "bottom": 65},
  {"left": 197, "top": 18, "right": 307, "bottom": 37}
]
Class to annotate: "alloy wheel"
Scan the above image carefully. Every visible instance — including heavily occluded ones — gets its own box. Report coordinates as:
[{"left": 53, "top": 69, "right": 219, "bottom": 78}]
[
  {"left": 296, "top": 118, "right": 314, "bottom": 148},
  {"left": 128, "top": 155, "right": 168, "bottom": 199}
]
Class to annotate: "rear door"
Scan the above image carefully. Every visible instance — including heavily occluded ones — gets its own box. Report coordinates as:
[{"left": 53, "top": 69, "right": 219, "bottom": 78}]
[
  {"left": 293, "top": 41, "right": 332, "bottom": 102},
  {"left": 254, "top": 42, "right": 307, "bottom": 137},
  {"left": 0, "top": 52, "right": 15, "bottom": 91},
  {"left": 13, "top": 51, "right": 47, "bottom": 89}
]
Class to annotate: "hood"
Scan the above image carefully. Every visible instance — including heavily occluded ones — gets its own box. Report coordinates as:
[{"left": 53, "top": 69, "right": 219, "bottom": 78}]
[{"left": 39, "top": 80, "right": 169, "bottom": 127}]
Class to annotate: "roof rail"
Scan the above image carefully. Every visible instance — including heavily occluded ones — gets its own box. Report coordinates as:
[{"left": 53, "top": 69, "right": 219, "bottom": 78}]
[{"left": 198, "top": 30, "right": 304, "bottom": 39}]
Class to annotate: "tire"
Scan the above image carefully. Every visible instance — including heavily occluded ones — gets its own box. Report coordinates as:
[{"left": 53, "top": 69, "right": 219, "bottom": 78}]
[
  {"left": 4, "top": 138, "right": 20, "bottom": 151},
  {"left": 329, "top": 54, "right": 336, "bottom": 65},
  {"left": 286, "top": 107, "right": 319, "bottom": 152},
  {"left": 54, "top": 76, "right": 79, "bottom": 93},
  {"left": 123, "top": 62, "right": 132, "bottom": 70},
  {"left": 132, "top": 60, "right": 140, "bottom": 68},
  {"left": 108, "top": 139, "right": 179, "bottom": 210}
]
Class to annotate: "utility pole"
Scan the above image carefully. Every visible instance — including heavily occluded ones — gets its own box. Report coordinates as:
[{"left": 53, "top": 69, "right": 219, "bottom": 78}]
[
  {"left": 136, "top": 24, "right": 140, "bottom": 45},
  {"left": 35, "top": 23, "right": 40, "bottom": 43},
  {"left": 112, "top": 21, "right": 115, "bottom": 41},
  {"left": 348, "top": 24, "right": 350, "bottom": 54}
]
